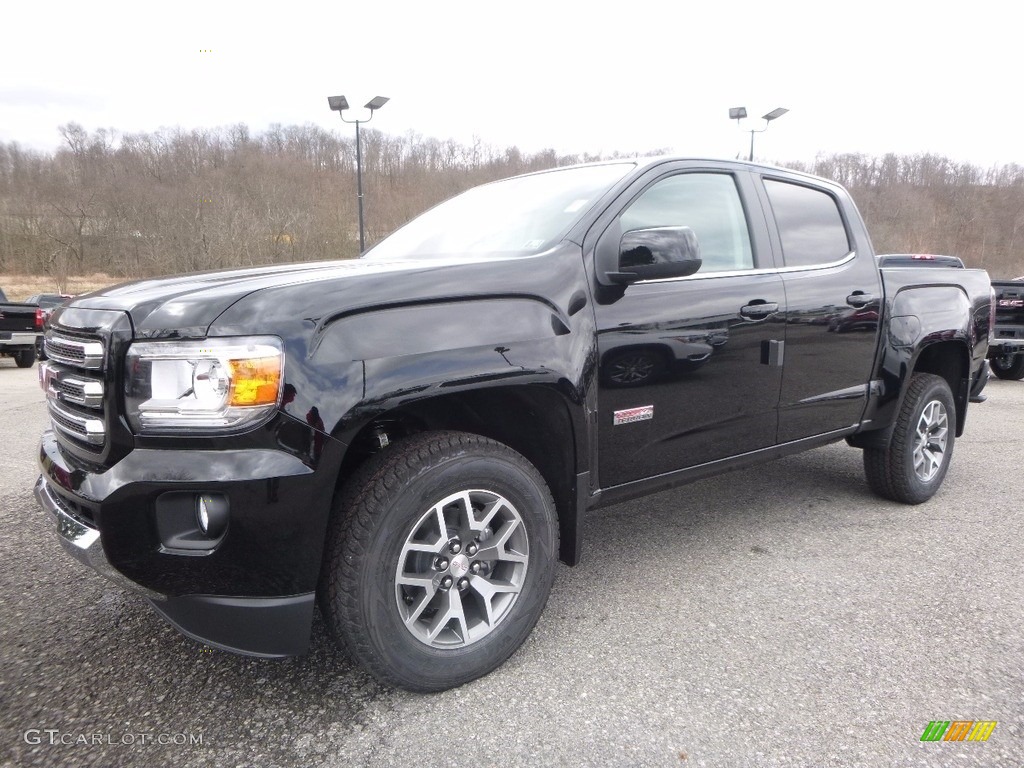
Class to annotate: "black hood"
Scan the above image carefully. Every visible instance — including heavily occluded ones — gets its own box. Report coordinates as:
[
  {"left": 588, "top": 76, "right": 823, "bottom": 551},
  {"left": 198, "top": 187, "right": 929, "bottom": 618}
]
[{"left": 69, "top": 259, "right": 450, "bottom": 338}]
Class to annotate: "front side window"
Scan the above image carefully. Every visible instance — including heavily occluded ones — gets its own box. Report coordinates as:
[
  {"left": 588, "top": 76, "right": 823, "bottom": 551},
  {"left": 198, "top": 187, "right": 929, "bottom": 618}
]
[
  {"left": 618, "top": 173, "right": 754, "bottom": 273},
  {"left": 764, "top": 179, "right": 851, "bottom": 267}
]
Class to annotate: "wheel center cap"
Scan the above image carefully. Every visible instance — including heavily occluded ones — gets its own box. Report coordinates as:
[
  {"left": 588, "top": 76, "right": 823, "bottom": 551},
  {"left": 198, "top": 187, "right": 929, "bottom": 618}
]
[{"left": 450, "top": 554, "right": 470, "bottom": 578}]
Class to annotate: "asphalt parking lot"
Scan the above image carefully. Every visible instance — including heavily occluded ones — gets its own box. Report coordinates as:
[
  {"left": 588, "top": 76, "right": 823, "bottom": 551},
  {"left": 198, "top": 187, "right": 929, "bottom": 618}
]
[{"left": 1, "top": 360, "right": 1021, "bottom": 767}]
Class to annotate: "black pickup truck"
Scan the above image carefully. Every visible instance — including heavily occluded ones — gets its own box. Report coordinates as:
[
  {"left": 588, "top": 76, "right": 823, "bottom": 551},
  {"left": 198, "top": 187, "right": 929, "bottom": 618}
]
[
  {"left": 0, "top": 287, "right": 43, "bottom": 368},
  {"left": 34, "top": 158, "right": 992, "bottom": 691},
  {"left": 989, "top": 277, "right": 1024, "bottom": 379}
]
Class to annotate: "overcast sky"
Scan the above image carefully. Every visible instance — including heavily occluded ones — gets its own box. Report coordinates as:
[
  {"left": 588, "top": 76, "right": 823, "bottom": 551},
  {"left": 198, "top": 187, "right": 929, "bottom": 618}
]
[{"left": 1, "top": 1, "right": 1016, "bottom": 168}]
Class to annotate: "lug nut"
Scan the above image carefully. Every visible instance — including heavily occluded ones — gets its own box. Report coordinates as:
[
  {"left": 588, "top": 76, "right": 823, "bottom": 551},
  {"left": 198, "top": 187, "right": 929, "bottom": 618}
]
[
  {"left": 470, "top": 562, "right": 483, "bottom": 574},
  {"left": 434, "top": 557, "right": 449, "bottom": 570},
  {"left": 466, "top": 542, "right": 478, "bottom": 556},
  {"left": 439, "top": 576, "right": 454, "bottom": 591},
  {"left": 448, "top": 540, "right": 462, "bottom": 555},
  {"left": 457, "top": 577, "right": 470, "bottom": 591}
]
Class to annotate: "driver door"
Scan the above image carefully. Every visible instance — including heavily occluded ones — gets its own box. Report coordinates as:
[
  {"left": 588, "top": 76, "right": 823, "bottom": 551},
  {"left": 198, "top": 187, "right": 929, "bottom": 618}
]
[{"left": 591, "top": 167, "right": 786, "bottom": 489}]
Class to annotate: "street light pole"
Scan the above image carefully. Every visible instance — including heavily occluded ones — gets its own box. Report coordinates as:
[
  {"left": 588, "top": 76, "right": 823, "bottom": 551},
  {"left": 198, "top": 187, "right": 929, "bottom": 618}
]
[
  {"left": 355, "top": 118, "right": 363, "bottom": 250},
  {"left": 729, "top": 106, "right": 789, "bottom": 162},
  {"left": 328, "top": 94, "right": 389, "bottom": 253}
]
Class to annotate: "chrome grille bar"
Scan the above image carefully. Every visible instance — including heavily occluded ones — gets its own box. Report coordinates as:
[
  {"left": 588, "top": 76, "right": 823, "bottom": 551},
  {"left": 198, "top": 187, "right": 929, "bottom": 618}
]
[
  {"left": 47, "top": 400, "right": 106, "bottom": 446},
  {"left": 44, "top": 334, "right": 105, "bottom": 370},
  {"left": 50, "top": 374, "right": 104, "bottom": 409}
]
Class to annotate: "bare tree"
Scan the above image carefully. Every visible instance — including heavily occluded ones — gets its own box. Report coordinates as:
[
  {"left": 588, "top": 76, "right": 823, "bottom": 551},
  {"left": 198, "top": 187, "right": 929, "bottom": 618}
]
[{"left": 2, "top": 124, "right": 1024, "bottom": 281}]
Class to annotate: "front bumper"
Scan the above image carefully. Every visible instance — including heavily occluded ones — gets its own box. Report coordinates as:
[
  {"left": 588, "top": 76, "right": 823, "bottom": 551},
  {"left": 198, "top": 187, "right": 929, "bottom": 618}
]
[
  {"left": 990, "top": 327, "right": 1024, "bottom": 352},
  {"left": 36, "top": 470, "right": 314, "bottom": 655},
  {"left": 35, "top": 425, "right": 340, "bottom": 657},
  {"left": 34, "top": 476, "right": 163, "bottom": 598}
]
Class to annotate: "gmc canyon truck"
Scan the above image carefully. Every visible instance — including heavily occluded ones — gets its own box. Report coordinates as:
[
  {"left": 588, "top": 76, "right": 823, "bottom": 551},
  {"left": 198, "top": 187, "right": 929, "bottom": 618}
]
[
  {"left": 34, "top": 158, "right": 992, "bottom": 692},
  {"left": 989, "top": 277, "right": 1024, "bottom": 379},
  {"left": 0, "top": 287, "right": 43, "bottom": 368}
]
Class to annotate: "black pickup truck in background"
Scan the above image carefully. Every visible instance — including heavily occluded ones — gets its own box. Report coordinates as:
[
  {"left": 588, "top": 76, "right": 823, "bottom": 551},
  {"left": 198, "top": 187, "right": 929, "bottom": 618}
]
[
  {"left": 26, "top": 293, "right": 74, "bottom": 361},
  {"left": 0, "top": 287, "right": 43, "bottom": 368},
  {"left": 989, "top": 277, "right": 1024, "bottom": 379},
  {"left": 34, "top": 158, "right": 992, "bottom": 691}
]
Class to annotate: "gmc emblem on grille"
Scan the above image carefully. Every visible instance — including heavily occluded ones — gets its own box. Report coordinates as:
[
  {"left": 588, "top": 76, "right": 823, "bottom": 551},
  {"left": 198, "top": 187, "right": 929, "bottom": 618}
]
[
  {"left": 997, "top": 298, "right": 1024, "bottom": 308},
  {"left": 39, "top": 362, "right": 55, "bottom": 394}
]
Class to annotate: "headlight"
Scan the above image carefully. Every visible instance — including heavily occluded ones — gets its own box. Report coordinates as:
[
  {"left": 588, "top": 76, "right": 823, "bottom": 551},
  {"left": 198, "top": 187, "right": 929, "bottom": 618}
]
[{"left": 125, "top": 337, "right": 284, "bottom": 434}]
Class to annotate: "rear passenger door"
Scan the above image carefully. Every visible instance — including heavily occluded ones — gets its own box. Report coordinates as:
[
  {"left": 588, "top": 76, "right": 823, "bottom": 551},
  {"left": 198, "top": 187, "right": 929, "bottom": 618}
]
[{"left": 757, "top": 175, "right": 883, "bottom": 442}]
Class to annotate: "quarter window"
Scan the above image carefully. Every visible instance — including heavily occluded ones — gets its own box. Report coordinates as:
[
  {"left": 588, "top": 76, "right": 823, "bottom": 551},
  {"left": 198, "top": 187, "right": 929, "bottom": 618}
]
[
  {"left": 619, "top": 173, "right": 754, "bottom": 273},
  {"left": 764, "top": 179, "right": 851, "bottom": 267}
]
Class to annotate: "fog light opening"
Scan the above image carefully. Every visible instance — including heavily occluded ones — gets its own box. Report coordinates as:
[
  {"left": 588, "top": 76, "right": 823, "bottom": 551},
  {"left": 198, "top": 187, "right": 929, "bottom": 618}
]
[{"left": 196, "top": 494, "right": 229, "bottom": 539}]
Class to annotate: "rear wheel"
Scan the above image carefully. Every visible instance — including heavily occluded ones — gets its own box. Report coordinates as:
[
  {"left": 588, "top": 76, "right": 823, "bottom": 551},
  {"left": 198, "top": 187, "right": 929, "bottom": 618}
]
[
  {"left": 14, "top": 348, "right": 35, "bottom": 368},
  {"left": 990, "top": 352, "right": 1024, "bottom": 380},
  {"left": 319, "top": 431, "right": 558, "bottom": 691},
  {"left": 863, "top": 373, "right": 955, "bottom": 504}
]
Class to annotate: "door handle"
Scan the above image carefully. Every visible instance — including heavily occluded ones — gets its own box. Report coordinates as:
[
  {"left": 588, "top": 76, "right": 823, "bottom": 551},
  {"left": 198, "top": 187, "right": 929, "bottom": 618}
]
[
  {"left": 740, "top": 301, "right": 779, "bottom": 319},
  {"left": 846, "top": 292, "right": 876, "bottom": 308}
]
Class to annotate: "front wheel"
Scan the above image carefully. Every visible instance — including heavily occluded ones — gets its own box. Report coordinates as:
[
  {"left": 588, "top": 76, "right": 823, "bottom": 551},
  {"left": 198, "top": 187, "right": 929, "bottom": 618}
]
[
  {"left": 990, "top": 352, "right": 1024, "bottom": 380},
  {"left": 319, "top": 431, "right": 558, "bottom": 691},
  {"left": 863, "top": 373, "right": 955, "bottom": 504}
]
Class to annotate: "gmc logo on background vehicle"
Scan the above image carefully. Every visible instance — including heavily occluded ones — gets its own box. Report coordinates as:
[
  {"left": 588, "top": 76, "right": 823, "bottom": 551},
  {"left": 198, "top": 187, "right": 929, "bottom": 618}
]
[{"left": 997, "top": 298, "right": 1024, "bottom": 307}]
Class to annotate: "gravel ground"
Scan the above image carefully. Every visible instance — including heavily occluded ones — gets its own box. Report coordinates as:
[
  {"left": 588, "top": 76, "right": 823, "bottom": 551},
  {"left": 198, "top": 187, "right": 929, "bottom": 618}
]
[{"left": 1, "top": 360, "right": 1021, "bottom": 767}]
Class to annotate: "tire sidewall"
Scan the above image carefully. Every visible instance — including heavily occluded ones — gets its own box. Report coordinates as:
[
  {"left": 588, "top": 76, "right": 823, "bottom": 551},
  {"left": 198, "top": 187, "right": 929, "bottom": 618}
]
[{"left": 349, "top": 448, "right": 557, "bottom": 690}]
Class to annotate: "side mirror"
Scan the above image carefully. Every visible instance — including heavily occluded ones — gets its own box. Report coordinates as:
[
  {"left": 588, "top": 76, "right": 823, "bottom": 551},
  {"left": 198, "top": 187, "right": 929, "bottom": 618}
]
[{"left": 607, "top": 226, "right": 702, "bottom": 285}]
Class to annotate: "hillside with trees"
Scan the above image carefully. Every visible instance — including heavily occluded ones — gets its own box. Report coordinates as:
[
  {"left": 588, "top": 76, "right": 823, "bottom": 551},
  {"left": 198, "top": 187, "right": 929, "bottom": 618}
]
[{"left": 1, "top": 123, "right": 1022, "bottom": 292}]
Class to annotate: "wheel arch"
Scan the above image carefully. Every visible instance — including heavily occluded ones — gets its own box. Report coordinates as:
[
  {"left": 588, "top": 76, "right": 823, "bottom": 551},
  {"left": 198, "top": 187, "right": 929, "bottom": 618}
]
[
  {"left": 908, "top": 340, "right": 970, "bottom": 436},
  {"left": 334, "top": 384, "right": 584, "bottom": 566}
]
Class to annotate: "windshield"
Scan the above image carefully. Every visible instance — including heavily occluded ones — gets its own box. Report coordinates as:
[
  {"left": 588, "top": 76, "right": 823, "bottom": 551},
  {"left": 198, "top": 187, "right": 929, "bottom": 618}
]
[
  {"left": 363, "top": 163, "right": 634, "bottom": 261},
  {"left": 32, "top": 295, "right": 68, "bottom": 307}
]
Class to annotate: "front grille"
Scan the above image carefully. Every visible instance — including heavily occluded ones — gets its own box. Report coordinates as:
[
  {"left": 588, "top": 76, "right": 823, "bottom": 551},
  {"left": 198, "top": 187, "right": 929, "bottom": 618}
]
[{"left": 44, "top": 326, "right": 109, "bottom": 450}]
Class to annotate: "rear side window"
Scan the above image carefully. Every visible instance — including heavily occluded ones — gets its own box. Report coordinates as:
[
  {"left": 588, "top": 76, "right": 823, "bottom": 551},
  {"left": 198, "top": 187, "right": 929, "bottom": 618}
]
[{"left": 764, "top": 179, "right": 851, "bottom": 267}]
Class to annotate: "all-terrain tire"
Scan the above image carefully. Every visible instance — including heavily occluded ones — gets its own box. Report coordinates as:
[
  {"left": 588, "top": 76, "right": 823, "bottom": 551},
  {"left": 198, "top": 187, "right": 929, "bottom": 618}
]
[
  {"left": 319, "top": 431, "right": 558, "bottom": 692},
  {"left": 863, "top": 373, "right": 955, "bottom": 504}
]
